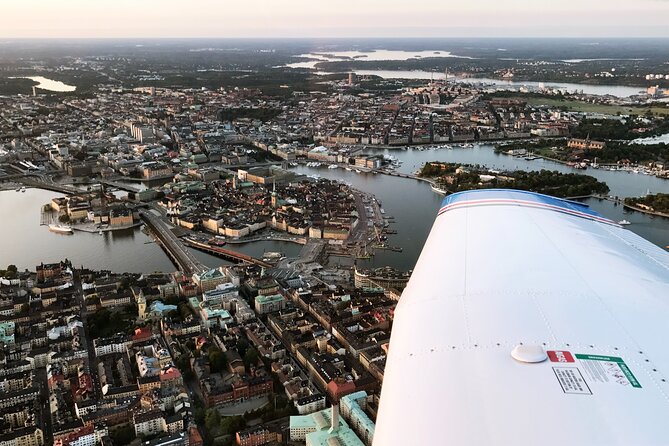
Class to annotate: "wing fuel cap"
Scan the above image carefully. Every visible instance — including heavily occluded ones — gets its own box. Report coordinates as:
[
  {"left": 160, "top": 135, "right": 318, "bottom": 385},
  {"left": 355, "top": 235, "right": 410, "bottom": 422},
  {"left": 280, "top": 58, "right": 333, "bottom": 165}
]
[{"left": 511, "top": 344, "right": 548, "bottom": 363}]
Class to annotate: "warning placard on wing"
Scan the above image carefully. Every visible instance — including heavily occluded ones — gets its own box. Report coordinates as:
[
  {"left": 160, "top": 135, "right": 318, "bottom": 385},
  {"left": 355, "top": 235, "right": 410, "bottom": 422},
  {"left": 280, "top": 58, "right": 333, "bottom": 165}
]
[
  {"left": 553, "top": 367, "right": 592, "bottom": 395},
  {"left": 575, "top": 354, "right": 642, "bottom": 389}
]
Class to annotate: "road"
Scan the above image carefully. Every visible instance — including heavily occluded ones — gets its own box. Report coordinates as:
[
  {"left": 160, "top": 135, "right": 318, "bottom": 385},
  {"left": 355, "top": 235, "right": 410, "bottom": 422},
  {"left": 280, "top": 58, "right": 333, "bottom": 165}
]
[{"left": 138, "top": 209, "right": 206, "bottom": 276}]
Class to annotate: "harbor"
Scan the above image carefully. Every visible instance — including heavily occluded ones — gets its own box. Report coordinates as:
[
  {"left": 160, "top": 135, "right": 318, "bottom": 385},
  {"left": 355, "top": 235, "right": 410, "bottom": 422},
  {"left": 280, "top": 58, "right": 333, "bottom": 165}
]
[{"left": 3, "top": 142, "right": 669, "bottom": 273}]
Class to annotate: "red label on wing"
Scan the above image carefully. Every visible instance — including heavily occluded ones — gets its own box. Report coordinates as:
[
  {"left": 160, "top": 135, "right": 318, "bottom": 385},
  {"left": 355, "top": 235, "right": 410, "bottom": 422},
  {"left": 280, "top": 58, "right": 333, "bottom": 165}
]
[{"left": 548, "top": 350, "right": 575, "bottom": 363}]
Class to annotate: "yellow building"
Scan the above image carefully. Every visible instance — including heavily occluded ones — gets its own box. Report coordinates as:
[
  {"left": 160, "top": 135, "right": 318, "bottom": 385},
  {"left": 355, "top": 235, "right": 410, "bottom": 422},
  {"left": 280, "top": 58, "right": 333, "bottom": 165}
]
[
  {"left": 109, "top": 208, "right": 134, "bottom": 227},
  {"left": 0, "top": 427, "right": 44, "bottom": 446},
  {"left": 323, "top": 226, "right": 349, "bottom": 240}
]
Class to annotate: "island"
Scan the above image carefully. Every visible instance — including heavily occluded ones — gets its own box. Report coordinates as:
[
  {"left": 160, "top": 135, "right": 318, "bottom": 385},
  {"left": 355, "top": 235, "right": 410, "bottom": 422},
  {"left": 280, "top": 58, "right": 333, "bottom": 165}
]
[
  {"left": 419, "top": 162, "right": 610, "bottom": 198},
  {"left": 624, "top": 193, "right": 669, "bottom": 217}
]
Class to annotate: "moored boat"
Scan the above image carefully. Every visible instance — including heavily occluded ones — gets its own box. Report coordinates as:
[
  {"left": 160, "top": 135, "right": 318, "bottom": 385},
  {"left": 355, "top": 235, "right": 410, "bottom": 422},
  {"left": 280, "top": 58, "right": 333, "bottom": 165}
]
[
  {"left": 431, "top": 184, "right": 448, "bottom": 195},
  {"left": 48, "top": 224, "right": 73, "bottom": 234}
]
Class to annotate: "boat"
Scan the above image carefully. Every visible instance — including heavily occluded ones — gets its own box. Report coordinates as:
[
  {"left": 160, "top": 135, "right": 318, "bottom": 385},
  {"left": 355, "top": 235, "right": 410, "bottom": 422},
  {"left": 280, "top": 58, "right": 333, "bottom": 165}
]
[
  {"left": 208, "top": 237, "right": 226, "bottom": 246},
  {"left": 431, "top": 184, "right": 448, "bottom": 195},
  {"left": 48, "top": 224, "right": 73, "bottom": 234},
  {"left": 618, "top": 220, "right": 631, "bottom": 226},
  {"left": 328, "top": 164, "right": 338, "bottom": 169},
  {"left": 263, "top": 251, "right": 283, "bottom": 259}
]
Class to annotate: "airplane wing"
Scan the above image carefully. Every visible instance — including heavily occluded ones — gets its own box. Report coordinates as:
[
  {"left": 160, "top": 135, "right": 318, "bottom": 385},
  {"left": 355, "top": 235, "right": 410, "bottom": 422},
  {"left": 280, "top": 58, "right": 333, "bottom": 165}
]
[{"left": 374, "top": 189, "right": 669, "bottom": 445}]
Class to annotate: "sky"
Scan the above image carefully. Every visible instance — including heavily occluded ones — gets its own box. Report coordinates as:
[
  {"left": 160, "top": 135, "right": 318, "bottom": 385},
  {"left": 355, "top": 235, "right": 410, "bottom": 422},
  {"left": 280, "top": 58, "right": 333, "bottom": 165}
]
[{"left": 1, "top": 0, "right": 668, "bottom": 38}]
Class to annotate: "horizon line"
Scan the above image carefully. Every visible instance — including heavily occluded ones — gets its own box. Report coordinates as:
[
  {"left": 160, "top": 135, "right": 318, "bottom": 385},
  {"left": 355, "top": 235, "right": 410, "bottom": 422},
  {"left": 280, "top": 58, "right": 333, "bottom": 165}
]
[{"left": 1, "top": 36, "right": 669, "bottom": 40}]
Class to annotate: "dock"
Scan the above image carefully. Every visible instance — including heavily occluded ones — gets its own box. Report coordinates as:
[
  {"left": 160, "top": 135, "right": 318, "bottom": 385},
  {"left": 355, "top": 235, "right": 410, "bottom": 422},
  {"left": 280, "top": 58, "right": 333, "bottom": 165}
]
[{"left": 40, "top": 208, "right": 56, "bottom": 226}]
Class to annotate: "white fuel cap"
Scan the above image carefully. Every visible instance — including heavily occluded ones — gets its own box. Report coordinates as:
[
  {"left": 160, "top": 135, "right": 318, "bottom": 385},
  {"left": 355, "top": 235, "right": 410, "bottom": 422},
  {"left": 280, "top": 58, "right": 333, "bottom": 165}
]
[{"left": 511, "top": 344, "right": 547, "bottom": 363}]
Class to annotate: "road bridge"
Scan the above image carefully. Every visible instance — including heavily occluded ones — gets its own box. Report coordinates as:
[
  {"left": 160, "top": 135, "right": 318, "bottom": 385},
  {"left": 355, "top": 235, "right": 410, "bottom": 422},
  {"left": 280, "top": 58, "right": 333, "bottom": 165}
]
[
  {"left": 18, "top": 178, "right": 82, "bottom": 195},
  {"left": 98, "top": 179, "right": 141, "bottom": 193},
  {"left": 138, "top": 210, "right": 206, "bottom": 276}
]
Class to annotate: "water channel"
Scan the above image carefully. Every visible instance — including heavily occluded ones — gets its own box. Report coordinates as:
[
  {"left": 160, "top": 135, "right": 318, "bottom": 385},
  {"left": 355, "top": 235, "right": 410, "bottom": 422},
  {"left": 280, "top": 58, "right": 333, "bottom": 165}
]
[{"left": 2, "top": 144, "right": 668, "bottom": 273}]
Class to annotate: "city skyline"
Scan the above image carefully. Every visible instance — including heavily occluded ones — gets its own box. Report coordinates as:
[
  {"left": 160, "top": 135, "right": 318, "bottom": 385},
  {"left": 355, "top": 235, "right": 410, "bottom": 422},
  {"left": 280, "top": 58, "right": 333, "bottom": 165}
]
[{"left": 1, "top": 0, "right": 669, "bottom": 38}]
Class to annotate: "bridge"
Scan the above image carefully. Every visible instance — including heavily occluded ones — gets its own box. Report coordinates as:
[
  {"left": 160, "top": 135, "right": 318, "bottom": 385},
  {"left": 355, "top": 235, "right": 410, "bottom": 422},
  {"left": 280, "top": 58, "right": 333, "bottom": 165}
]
[
  {"left": 99, "top": 179, "right": 141, "bottom": 193},
  {"left": 138, "top": 210, "right": 206, "bottom": 276},
  {"left": 183, "top": 239, "right": 273, "bottom": 268},
  {"left": 18, "top": 178, "right": 82, "bottom": 195}
]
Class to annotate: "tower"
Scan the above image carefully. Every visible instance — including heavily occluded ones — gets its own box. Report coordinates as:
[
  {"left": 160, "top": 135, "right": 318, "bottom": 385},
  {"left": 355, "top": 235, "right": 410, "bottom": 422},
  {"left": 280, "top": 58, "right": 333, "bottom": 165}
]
[
  {"left": 271, "top": 179, "right": 278, "bottom": 208},
  {"left": 137, "top": 293, "right": 146, "bottom": 320},
  {"left": 328, "top": 404, "right": 340, "bottom": 434}
]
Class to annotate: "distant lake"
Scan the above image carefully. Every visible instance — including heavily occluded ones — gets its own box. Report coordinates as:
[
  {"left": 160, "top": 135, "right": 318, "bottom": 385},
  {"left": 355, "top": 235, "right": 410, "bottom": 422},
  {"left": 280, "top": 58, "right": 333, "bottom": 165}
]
[
  {"left": 288, "top": 54, "right": 644, "bottom": 98},
  {"left": 286, "top": 49, "right": 473, "bottom": 69},
  {"left": 10, "top": 76, "right": 76, "bottom": 92},
  {"left": 349, "top": 71, "right": 644, "bottom": 98}
]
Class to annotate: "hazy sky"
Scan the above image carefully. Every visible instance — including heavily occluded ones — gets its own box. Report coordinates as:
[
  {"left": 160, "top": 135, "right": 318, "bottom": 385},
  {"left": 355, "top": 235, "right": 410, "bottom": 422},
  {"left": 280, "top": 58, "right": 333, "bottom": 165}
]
[{"left": 2, "top": 0, "right": 668, "bottom": 38}]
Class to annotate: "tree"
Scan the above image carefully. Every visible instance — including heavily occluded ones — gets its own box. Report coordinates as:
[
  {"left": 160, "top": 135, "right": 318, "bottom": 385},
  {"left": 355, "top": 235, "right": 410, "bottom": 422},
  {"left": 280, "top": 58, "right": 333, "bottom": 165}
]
[
  {"left": 208, "top": 347, "right": 227, "bottom": 373},
  {"left": 179, "top": 303, "right": 193, "bottom": 320},
  {"left": 110, "top": 425, "right": 135, "bottom": 445},
  {"left": 236, "top": 338, "right": 249, "bottom": 356},
  {"left": 219, "top": 415, "right": 245, "bottom": 435},
  {"left": 243, "top": 348, "right": 259, "bottom": 369},
  {"left": 194, "top": 406, "right": 206, "bottom": 425},
  {"left": 205, "top": 408, "right": 221, "bottom": 432},
  {"left": 6, "top": 265, "right": 17, "bottom": 273}
]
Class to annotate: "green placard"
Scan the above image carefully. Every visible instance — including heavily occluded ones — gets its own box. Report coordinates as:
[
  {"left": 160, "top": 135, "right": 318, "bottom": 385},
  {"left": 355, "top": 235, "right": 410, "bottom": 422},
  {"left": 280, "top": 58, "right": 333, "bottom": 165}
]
[{"left": 576, "top": 354, "right": 642, "bottom": 388}]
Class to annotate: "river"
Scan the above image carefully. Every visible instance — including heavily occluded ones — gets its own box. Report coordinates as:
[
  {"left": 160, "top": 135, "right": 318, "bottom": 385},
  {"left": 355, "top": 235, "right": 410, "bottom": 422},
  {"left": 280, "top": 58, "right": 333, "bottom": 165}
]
[
  {"left": 290, "top": 144, "right": 669, "bottom": 270},
  {"left": 0, "top": 188, "right": 305, "bottom": 273},
  {"left": 347, "top": 71, "right": 644, "bottom": 97},
  {"left": 2, "top": 144, "right": 668, "bottom": 273}
]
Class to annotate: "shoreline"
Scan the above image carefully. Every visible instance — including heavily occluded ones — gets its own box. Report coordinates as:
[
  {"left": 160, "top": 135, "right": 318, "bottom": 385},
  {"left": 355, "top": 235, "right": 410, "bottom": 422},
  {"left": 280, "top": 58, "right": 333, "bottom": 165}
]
[{"left": 622, "top": 203, "right": 669, "bottom": 219}]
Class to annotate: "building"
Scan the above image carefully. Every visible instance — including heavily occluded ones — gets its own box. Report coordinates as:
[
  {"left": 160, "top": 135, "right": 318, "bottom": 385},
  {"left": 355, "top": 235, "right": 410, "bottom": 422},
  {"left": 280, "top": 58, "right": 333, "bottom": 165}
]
[
  {"left": 235, "top": 426, "right": 278, "bottom": 446},
  {"left": 340, "top": 392, "right": 375, "bottom": 446},
  {"left": 567, "top": 138, "right": 606, "bottom": 150},
  {"left": 290, "top": 405, "right": 365, "bottom": 446},
  {"left": 109, "top": 208, "right": 134, "bottom": 227},
  {"left": 353, "top": 267, "right": 410, "bottom": 293},
  {"left": 254, "top": 294, "right": 286, "bottom": 314},
  {"left": 295, "top": 394, "right": 327, "bottom": 415},
  {"left": 93, "top": 335, "right": 130, "bottom": 356},
  {"left": 192, "top": 268, "right": 228, "bottom": 293},
  {"left": 133, "top": 410, "right": 165, "bottom": 437},
  {"left": 142, "top": 162, "right": 172, "bottom": 179},
  {"left": 0, "top": 426, "right": 44, "bottom": 446}
]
